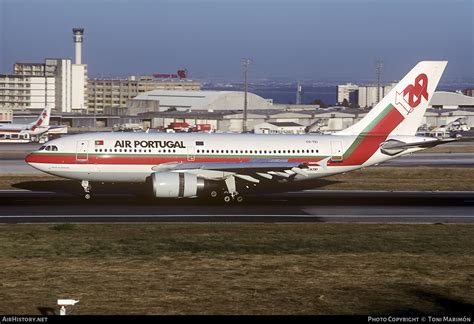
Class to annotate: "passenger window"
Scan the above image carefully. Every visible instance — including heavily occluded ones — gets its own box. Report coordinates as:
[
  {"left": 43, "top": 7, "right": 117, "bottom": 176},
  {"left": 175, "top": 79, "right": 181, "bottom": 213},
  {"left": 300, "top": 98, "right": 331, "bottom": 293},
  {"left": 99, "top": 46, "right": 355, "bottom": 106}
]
[
  {"left": 39, "top": 146, "right": 46, "bottom": 150},
  {"left": 52, "top": 146, "right": 58, "bottom": 151}
]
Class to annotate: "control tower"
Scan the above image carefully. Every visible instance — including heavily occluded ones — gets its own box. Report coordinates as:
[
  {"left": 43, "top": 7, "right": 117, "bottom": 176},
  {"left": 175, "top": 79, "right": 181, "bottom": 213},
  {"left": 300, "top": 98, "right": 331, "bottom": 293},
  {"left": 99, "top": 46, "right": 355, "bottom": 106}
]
[
  {"left": 71, "top": 28, "right": 86, "bottom": 112},
  {"left": 72, "top": 28, "right": 84, "bottom": 64}
]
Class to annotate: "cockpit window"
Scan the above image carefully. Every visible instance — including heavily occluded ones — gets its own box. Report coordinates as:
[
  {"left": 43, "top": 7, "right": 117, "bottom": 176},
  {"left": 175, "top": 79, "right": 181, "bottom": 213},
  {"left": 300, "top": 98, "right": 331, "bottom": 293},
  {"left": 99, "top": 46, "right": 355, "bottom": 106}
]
[{"left": 41, "top": 145, "right": 58, "bottom": 151}]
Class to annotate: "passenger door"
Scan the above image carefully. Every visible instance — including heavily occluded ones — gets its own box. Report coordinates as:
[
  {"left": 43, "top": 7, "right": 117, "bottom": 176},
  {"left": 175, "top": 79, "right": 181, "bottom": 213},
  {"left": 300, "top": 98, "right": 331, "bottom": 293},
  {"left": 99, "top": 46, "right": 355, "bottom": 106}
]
[
  {"left": 187, "top": 146, "right": 195, "bottom": 162},
  {"left": 76, "top": 140, "right": 89, "bottom": 162},
  {"left": 330, "top": 141, "right": 343, "bottom": 162}
]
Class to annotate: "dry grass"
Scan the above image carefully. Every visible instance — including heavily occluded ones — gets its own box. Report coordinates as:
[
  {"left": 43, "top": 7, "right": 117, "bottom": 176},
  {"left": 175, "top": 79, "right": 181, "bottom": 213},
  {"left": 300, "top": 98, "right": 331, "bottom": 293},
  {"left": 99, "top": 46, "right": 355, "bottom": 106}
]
[
  {"left": 0, "top": 224, "right": 473, "bottom": 315},
  {"left": 325, "top": 167, "right": 474, "bottom": 191}
]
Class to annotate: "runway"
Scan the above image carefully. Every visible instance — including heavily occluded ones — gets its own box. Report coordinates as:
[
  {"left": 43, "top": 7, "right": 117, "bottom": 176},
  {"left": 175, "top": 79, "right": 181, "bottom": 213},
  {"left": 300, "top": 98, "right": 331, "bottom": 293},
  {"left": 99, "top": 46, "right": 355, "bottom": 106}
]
[
  {"left": 1, "top": 189, "right": 473, "bottom": 224},
  {"left": 1, "top": 143, "right": 472, "bottom": 224},
  {"left": 382, "top": 153, "right": 474, "bottom": 167}
]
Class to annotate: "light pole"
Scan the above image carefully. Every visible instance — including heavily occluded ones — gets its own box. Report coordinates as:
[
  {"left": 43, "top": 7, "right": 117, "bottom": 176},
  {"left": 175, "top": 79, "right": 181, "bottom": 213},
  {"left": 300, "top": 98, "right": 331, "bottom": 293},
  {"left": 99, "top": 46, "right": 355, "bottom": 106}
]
[
  {"left": 375, "top": 60, "right": 383, "bottom": 104},
  {"left": 242, "top": 58, "right": 251, "bottom": 133}
]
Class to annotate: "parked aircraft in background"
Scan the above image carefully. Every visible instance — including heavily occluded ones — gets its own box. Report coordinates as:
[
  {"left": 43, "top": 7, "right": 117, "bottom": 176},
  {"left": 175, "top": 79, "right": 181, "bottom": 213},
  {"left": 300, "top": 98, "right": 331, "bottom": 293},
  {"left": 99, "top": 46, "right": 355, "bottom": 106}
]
[
  {"left": 0, "top": 105, "right": 54, "bottom": 143},
  {"left": 26, "top": 61, "right": 452, "bottom": 202}
]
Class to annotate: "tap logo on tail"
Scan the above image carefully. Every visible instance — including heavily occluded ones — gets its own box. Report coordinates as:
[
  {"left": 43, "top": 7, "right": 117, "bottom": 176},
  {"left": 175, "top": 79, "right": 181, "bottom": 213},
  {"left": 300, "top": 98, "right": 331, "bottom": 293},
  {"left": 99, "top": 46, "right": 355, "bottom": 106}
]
[
  {"left": 37, "top": 109, "right": 48, "bottom": 126},
  {"left": 395, "top": 73, "right": 428, "bottom": 114}
]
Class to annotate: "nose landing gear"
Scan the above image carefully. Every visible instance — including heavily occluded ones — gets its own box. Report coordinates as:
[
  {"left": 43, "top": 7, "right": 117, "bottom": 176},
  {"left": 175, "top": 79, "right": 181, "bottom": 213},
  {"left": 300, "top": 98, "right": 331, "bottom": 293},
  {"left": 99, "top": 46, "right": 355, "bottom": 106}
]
[{"left": 81, "top": 180, "right": 92, "bottom": 200}]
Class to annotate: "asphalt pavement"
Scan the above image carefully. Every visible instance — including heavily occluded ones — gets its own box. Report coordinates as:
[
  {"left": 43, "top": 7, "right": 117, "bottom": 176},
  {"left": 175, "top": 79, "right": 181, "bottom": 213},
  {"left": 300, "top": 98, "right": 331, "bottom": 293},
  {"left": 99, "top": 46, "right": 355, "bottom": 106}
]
[{"left": 0, "top": 189, "right": 472, "bottom": 224}]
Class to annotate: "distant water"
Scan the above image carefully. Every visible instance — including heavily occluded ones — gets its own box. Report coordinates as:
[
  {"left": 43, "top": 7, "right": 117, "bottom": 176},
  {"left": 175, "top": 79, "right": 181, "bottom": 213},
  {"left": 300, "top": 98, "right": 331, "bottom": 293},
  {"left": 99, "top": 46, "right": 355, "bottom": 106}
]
[
  {"left": 252, "top": 86, "right": 337, "bottom": 106},
  {"left": 205, "top": 85, "right": 338, "bottom": 106},
  {"left": 206, "top": 84, "right": 472, "bottom": 107}
]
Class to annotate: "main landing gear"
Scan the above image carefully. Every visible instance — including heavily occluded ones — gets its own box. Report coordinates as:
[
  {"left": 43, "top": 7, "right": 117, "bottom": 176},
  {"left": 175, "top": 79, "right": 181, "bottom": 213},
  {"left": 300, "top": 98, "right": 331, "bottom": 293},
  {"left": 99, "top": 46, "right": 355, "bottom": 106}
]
[
  {"left": 222, "top": 176, "right": 244, "bottom": 204},
  {"left": 81, "top": 180, "right": 92, "bottom": 200},
  {"left": 209, "top": 189, "right": 244, "bottom": 203}
]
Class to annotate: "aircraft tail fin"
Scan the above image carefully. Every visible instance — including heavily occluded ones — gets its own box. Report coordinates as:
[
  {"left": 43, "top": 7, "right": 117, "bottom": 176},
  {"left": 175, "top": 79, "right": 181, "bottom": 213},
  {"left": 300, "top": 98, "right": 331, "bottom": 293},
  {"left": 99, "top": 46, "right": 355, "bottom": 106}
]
[
  {"left": 30, "top": 104, "right": 52, "bottom": 130},
  {"left": 337, "top": 61, "right": 447, "bottom": 137}
]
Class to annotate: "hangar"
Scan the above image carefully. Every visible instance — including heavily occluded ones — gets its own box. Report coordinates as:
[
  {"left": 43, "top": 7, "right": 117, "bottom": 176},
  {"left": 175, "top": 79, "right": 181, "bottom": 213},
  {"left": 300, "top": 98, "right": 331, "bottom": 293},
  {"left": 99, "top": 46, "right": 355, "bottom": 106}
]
[
  {"left": 131, "top": 90, "right": 274, "bottom": 112},
  {"left": 429, "top": 91, "right": 474, "bottom": 109}
]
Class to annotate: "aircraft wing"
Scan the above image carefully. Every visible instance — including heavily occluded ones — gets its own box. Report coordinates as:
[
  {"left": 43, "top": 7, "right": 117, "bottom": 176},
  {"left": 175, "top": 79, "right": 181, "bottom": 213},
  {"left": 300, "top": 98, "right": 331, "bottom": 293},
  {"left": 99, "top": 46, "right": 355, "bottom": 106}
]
[{"left": 152, "top": 160, "right": 313, "bottom": 182}]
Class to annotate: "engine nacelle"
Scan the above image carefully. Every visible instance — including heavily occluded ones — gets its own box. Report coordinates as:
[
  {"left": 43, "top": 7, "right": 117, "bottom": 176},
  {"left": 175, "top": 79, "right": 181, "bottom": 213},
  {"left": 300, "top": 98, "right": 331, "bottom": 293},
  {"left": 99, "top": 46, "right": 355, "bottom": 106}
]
[{"left": 152, "top": 172, "right": 204, "bottom": 198}]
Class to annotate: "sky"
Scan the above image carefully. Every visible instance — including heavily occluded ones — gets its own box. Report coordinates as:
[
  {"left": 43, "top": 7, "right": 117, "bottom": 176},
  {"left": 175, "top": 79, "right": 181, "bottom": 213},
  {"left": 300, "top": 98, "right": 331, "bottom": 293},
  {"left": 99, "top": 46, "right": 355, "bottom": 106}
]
[{"left": 0, "top": 0, "right": 473, "bottom": 82}]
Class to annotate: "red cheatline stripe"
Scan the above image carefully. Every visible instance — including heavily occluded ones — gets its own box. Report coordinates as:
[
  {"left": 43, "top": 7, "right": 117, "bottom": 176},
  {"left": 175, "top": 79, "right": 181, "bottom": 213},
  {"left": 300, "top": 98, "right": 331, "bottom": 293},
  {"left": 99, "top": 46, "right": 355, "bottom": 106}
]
[
  {"left": 330, "top": 106, "right": 404, "bottom": 166},
  {"left": 25, "top": 154, "right": 324, "bottom": 165}
]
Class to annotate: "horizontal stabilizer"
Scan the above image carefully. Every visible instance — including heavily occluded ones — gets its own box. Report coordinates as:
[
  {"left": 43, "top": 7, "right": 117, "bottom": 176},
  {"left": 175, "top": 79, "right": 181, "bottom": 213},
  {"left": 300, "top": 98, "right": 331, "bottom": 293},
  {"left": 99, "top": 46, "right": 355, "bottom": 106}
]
[{"left": 380, "top": 138, "right": 457, "bottom": 156}]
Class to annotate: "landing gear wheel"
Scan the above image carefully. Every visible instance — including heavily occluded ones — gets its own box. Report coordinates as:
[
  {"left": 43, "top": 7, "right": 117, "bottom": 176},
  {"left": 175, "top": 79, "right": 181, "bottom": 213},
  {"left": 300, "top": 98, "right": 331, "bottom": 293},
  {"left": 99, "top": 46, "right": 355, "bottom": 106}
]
[
  {"left": 223, "top": 195, "right": 232, "bottom": 203},
  {"left": 84, "top": 193, "right": 91, "bottom": 200},
  {"left": 236, "top": 195, "right": 244, "bottom": 203},
  {"left": 210, "top": 190, "right": 218, "bottom": 198}
]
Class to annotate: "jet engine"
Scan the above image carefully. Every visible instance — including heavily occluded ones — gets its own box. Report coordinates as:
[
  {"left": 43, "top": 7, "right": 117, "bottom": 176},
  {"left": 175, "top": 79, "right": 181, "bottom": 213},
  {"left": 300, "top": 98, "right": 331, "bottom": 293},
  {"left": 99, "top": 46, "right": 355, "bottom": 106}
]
[{"left": 151, "top": 172, "right": 205, "bottom": 198}]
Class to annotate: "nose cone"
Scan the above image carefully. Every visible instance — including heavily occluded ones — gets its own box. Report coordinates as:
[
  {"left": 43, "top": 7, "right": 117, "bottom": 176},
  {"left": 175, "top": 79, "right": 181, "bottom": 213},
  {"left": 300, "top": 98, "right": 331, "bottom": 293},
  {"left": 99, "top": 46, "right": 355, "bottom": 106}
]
[
  {"left": 25, "top": 152, "right": 45, "bottom": 172},
  {"left": 25, "top": 153, "right": 36, "bottom": 165}
]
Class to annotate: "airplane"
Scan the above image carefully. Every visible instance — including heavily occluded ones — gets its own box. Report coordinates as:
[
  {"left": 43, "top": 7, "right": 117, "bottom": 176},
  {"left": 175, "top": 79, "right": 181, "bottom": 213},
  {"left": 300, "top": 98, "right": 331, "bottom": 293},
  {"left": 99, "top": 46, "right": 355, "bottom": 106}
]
[
  {"left": 26, "top": 61, "right": 452, "bottom": 202},
  {"left": 0, "top": 105, "right": 52, "bottom": 143}
]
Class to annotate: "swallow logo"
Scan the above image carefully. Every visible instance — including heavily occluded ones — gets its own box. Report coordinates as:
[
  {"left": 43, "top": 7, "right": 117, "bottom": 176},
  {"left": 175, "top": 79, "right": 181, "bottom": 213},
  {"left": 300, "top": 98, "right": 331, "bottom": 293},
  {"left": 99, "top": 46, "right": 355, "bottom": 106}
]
[{"left": 395, "top": 73, "right": 429, "bottom": 114}]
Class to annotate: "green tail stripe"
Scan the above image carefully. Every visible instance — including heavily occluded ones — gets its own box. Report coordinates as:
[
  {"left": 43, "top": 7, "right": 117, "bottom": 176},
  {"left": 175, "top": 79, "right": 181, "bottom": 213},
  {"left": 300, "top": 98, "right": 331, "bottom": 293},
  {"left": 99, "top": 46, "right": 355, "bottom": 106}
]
[{"left": 343, "top": 104, "right": 394, "bottom": 159}]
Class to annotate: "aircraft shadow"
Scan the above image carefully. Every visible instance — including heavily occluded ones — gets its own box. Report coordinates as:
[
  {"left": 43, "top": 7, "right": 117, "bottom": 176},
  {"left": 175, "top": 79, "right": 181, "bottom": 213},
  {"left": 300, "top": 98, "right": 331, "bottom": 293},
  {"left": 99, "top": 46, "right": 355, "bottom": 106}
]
[
  {"left": 385, "top": 289, "right": 474, "bottom": 316},
  {"left": 12, "top": 178, "right": 339, "bottom": 198}
]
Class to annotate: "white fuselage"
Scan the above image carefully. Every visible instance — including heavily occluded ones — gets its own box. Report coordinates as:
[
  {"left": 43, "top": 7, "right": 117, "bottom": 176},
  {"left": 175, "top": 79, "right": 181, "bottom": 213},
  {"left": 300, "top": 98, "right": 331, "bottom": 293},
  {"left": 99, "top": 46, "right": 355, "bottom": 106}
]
[{"left": 25, "top": 132, "right": 427, "bottom": 183}]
